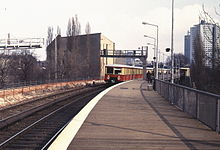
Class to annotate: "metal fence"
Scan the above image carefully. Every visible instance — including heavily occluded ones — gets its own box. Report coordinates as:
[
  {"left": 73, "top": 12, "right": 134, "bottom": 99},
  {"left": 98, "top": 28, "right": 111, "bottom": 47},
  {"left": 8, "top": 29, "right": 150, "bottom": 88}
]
[
  {"left": 155, "top": 79, "right": 220, "bottom": 133},
  {"left": 0, "top": 77, "right": 104, "bottom": 109}
]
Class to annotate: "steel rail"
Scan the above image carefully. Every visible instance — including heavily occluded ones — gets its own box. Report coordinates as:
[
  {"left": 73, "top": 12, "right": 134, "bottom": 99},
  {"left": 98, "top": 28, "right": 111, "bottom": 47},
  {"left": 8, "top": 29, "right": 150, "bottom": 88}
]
[{"left": 0, "top": 86, "right": 105, "bottom": 148}]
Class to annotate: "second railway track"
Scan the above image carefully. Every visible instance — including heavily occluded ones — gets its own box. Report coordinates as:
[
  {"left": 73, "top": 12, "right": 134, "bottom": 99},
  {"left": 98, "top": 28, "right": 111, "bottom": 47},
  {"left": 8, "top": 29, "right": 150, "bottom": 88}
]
[{"left": 0, "top": 83, "right": 111, "bottom": 150}]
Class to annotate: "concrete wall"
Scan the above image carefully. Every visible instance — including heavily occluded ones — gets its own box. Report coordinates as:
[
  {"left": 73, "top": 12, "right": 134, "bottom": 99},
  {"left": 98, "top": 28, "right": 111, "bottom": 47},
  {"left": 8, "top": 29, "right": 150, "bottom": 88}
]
[
  {"left": 100, "top": 34, "right": 115, "bottom": 77},
  {"left": 47, "top": 33, "right": 114, "bottom": 80}
]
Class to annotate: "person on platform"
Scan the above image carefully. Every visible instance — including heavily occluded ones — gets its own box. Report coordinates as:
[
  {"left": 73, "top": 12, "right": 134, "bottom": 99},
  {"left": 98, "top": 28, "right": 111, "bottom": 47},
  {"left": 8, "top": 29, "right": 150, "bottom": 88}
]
[{"left": 146, "top": 71, "right": 152, "bottom": 83}]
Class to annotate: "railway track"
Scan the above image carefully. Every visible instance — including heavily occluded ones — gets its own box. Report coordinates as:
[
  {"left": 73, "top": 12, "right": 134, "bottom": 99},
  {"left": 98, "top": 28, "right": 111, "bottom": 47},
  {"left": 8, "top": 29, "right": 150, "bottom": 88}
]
[
  {"left": 0, "top": 83, "right": 111, "bottom": 149},
  {"left": 0, "top": 85, "right": 89, "bottom": 128}
]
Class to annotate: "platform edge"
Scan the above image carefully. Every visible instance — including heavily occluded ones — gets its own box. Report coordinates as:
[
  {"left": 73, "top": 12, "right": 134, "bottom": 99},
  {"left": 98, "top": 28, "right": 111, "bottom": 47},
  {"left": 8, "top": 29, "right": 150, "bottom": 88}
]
[{"left": 48, "top": 81, "right": 130, "bottom": 150}]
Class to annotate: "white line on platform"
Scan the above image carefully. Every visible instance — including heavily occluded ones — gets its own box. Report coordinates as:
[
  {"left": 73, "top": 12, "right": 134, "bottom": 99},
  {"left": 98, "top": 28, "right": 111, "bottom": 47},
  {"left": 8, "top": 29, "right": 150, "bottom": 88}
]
[{"left": 48, "top": 81, "right": 130, "bottom": 150}]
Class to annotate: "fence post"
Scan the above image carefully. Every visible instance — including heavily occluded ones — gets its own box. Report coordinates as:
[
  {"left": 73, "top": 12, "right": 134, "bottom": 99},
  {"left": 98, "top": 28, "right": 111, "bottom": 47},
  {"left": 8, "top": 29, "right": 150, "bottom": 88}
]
[
  {"left": 22, "top": 86, "right": 24, "bottom": 95},
  {"left": 4, "top": 89, "right": 6, "bottom": 101},
  {"left": 183, "top": 88, "right": 185, "bottom": 112},
  {"left": 196, "top": 92, "right": 199, "bottom": 119},
  {"left": 217, "top": 99, "right": 220, "bottom": 133},
  {"left": 13, "top": 88, "right": 14, "bottom": 98},
  {"left": 170, "top": 84, "right": 173, "bottom": 104},
  {"left": 159, "top": 80, "right": 161, "bottom": 94}
]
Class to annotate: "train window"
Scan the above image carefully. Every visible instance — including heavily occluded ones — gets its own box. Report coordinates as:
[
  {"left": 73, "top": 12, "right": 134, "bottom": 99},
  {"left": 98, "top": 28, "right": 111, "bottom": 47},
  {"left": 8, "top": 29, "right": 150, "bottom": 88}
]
[
  {"left": 114, "top": 68, "right": 122, "bottom": 74},
  {"left": 124, "top": 68, "right": 128, "bottom": 74},
  {"left": 122, "top": 68, "right": 125, "bottom": 75},
  {"left": 106, "top": 67, "right": 113, "bottom": 74}
]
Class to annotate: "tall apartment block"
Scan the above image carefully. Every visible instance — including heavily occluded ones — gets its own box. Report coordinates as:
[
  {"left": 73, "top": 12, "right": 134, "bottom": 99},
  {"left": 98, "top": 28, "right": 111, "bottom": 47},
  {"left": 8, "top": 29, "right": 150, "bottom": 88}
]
[{"left": 184, "top": 20, "right": 220, "bottom": 67}]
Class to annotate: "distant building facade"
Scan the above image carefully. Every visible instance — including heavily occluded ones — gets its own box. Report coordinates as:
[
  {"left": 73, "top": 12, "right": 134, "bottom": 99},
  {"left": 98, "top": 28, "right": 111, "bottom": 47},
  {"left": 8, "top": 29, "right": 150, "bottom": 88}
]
[
  {"left": 46, "top": 33, "right": 115, "bottom": 80},
  {"left": 185, "top": 20, "right": 220, "bottom": 67},
  {"left": 184, "top": 31, "right": 190, "bottom": 64},
  {"left": 100, "top": 34, "right": 115, "bottom": 77}
]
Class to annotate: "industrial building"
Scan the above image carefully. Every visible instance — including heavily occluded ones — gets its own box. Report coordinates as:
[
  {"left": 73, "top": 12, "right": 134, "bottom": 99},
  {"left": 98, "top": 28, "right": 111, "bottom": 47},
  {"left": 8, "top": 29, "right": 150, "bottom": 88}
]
[{"left": 46, "top": 33, "right": 115, "bottom": 80}]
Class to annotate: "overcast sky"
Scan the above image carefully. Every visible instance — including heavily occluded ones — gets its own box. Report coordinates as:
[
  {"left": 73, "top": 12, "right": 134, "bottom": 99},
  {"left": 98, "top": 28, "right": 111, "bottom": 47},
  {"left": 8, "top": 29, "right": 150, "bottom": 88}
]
[{"left": 0, "top": 0, "right": 219, "bottom": 61}]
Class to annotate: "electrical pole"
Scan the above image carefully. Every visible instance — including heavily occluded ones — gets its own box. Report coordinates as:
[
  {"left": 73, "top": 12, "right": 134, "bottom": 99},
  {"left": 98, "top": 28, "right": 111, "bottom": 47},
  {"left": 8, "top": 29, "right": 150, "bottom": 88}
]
[{"left": 55, "top": 35, "right": 58, "bottom": 80}]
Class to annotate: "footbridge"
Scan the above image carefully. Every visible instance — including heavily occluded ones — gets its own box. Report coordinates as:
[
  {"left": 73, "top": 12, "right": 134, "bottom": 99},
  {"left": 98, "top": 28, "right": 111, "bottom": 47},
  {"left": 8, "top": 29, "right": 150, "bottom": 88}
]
[{"left": 100, "top": 49, "right": 148, "bottom": 79}]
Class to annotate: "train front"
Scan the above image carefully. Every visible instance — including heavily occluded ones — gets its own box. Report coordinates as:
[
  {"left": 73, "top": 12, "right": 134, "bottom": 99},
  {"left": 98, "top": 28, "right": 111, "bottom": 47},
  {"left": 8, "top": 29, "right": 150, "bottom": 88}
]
[{"left": 104, "top": 65, "right": 124, "bottom": 83}]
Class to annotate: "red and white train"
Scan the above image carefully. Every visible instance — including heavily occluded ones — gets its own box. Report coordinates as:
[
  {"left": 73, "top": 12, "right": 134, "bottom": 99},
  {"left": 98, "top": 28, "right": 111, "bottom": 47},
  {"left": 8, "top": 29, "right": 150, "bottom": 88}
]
[{"left": 104, "top": 64, "right": 144, "bottom": 83}]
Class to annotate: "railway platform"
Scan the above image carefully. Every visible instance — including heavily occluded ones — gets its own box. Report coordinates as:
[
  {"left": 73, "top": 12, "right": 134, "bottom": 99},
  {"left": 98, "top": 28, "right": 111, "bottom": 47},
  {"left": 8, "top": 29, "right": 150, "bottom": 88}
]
[{"left": 49, "top": 80, "right": 220, "bottom": 150}]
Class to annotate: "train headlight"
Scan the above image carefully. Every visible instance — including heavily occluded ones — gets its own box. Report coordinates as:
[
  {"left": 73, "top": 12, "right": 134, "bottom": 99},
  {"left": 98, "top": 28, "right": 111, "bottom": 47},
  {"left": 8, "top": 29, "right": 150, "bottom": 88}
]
[
  {"left": 117, "top": 76, "right": 121, "bottom": 80},
  {"left": 107, "top": 75, "right": 110, "bottom": 80}
]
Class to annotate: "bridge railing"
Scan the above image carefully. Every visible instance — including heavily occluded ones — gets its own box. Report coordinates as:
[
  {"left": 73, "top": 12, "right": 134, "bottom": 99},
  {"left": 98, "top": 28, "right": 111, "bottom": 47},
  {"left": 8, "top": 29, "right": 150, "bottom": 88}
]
[
  {"left": 100, "top": 50, "right": 147, "bottom": 57},
  {"left": 0, "top": 38, "right": 44, "bottom": 49},
  {"left": 155, "top": 79, "right": 220, "bottom": 133}
]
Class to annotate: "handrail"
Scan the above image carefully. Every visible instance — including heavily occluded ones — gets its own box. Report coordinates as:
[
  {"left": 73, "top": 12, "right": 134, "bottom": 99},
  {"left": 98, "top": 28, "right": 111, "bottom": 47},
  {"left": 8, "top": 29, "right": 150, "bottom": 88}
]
[
  {"left": 156, "top": 79, "right": 220, "bottom": 99},
  {"left": 100, "top": 50, "right": 147, "bottom": 58},
  {"left": 155, "top": 79, "right": 220, "bottom": 133}
]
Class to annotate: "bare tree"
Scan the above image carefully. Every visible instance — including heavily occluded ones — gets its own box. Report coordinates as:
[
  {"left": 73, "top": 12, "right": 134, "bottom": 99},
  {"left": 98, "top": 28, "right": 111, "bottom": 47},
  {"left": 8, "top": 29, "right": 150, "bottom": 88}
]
[
  {"left": 0, "top": 55, "right": 13, "bottom": 87},
  {"left": 199, "top": 5, "right": 220, "bottom": 69},
  {"left": 165, "top": 53, "right": 188, "bottom": 67},
  {"left": 85, "top": 22, "right": 91, "bottom": 34},
  {"left": 66, "top": 18, "right": 72, "bottom": 37},
  {"left": 71, "top": 17, "right": 76, "bottom": 36},
  {"left": 191, "top": 32, "right": 206, "bottom": 88},
  {"left": 57, "top": 25, "right": 61, "bottom": 36},
  {"left": 75, "top": 14, "right": 81, "bottom": 35},
  {"left": 11, "top": 52, "right": 38, "bottom": 83},
  {"left": 66, "top": 15, "right": 81, "bottom": 36},
  {"left": 193, "top": 4, "right": 220, "bottom": 94},
  {"left": 46, "top": 26, "right": 54, "bottom": 46}
]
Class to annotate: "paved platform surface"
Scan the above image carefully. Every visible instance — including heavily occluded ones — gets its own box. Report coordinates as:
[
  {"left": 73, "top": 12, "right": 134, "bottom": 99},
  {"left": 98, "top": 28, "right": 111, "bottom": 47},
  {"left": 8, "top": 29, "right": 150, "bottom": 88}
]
[{"left": 53, "top": 80, "right": 220, "bottom": 150}]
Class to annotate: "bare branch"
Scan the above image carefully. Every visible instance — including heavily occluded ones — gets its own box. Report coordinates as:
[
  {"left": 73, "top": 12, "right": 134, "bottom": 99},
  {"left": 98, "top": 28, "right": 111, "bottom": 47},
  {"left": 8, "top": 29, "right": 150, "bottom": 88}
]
[
  {"left": 202, "top": 4, "right": 217, "bottom": 24},
  {"left": 85, "top": 22, "right": 91, "bottom": 34},
  {"left": 57, "top": 26, "right": 61, "bottom": 36},
  {"left": 215, "top": 7, "right": 220, "bottom": 16}
]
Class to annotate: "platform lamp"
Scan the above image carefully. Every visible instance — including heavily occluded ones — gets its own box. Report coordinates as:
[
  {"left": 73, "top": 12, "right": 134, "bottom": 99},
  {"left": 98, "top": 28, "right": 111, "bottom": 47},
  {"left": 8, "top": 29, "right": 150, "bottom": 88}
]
[
  {"left": 142, "top": 22, "right": 159, "bottom": 80},
  {"left": 166, "top": 48, "right": 174, "bottom": 83}
]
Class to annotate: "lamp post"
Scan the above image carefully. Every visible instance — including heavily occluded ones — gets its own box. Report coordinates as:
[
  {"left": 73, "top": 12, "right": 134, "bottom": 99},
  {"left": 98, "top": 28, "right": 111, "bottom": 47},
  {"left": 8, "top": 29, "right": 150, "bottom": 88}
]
[
  {"left": 54, "top": 35, "right": 58, "bottom": 80},
  {"left": 142, "top": 21, "right": 159, "bottom": 79},
  {"left": 165, "top": 0, "right": 174, "bottom": 83},
  {"left": 162, "top": 52, "right": 165, "bottom": 80},
  {"left": 41, "top": 67, "right": 46, "bottom": 83},
  {"left": 171, "top": 0, "right": 174, "bottom": 83},
  {"left": 144, "top": 35, "right": 156, "bottom": 60},
  {"left": 158, "top": 50, "right": 166, "bottom": 80},
  {"left": 144, "top": 35, "right": 157, "bottom": 78}
]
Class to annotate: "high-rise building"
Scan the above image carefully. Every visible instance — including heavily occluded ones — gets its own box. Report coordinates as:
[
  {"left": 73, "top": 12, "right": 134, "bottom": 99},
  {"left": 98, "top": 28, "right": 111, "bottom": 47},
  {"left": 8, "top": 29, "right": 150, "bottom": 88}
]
[
  {"left": 184, "top": 20, "right": 220, "bottom": 68},
  {"left": 184, "top": 31, "right": 190, "bottom": 64}
]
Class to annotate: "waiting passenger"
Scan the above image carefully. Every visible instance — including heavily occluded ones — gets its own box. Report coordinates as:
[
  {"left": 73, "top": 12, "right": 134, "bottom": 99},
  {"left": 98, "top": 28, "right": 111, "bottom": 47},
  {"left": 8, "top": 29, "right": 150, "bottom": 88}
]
[{"left": 146, "top": 71, "right": 152, "bottom": 83}]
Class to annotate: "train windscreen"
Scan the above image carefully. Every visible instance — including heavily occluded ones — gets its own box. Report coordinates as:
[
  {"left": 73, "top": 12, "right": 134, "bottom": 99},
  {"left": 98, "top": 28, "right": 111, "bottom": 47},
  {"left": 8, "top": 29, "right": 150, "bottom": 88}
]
[{"left": 107, "top": 67, "right": 113, "bottom": 74}]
